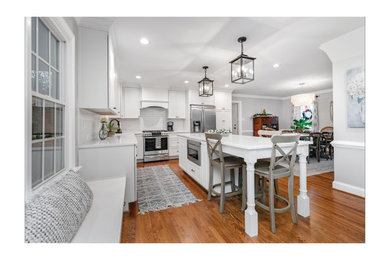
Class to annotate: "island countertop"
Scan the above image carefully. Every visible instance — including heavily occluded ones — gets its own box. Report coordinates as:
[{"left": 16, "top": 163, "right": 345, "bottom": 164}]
[
  {"left": 177, "top": 133, "right": 311, "bottom": 150},
  {"left": 78, "top": 133, "right": 138, "bottom": 149}
]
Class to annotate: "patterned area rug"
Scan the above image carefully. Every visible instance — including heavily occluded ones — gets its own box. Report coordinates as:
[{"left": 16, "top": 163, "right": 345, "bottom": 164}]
[{"left": 137, "top": 165, "right": 201, "bottom": 214}]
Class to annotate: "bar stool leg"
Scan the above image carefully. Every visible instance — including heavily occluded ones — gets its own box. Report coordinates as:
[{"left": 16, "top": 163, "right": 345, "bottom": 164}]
[
  {"left": 208, "top": 163, "right": 213, "bottom": 201},
  {"left": 289, "top": 174, "right": 297, "bottom": 224},
  {"left": 230, "top": 168, "right": 235, "bottom": 192},
  {"left": 220, "top": 166, "right": 226, "bottom": 213},
  {"left": 269, "top": 177, "right": 276, "bottom": 234}
]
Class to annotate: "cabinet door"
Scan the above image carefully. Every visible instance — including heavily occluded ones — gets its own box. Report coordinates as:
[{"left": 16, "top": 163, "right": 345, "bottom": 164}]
[
  {"left": 188, "top": 89, "right": 215, "bottom": 106},
  {"left": 168, "top": 91, "right": 186, "bottom": 119},
  {"left": 135, "top": 134, "right": 143, "bottom": 159},
  {"left": 108, "top": 36, "right": 117, "bottom": 111},
  {"left": 215, "top": 91, "right": 232, "bottom": 111},
  {"left": 168, "top": 134, "right": 179, "bottom": 156},
  {"left": 216, "top": 110, "right": 232, "bottom": 130},
  {"left": 122, "top": 88, "right": 140, "bottom": 118},
  {"left": 78, "top": 27, "right": 108, "bottom": 109}
]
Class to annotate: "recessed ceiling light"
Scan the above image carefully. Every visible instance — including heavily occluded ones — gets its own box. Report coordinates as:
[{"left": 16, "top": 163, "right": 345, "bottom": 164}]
[
  {"left": 273, "top": 63, "right": 280, "bottom": 68},
  {"left": 136, "top": 75, "right": 141, "bottom": 79},
  {"left": 140, "top": 38, "right": 149, "bottom": 45},
  {"left": 184, "top": 80, "right": 189, "bottom": 84},
  {"left": 225, "top": 84, "right": 229, "bottom": 88}
]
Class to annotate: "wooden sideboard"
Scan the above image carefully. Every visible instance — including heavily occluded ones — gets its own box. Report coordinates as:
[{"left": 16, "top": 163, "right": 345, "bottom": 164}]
[{"left": 253, "top": 116, "right": 279, "bottom": 136}]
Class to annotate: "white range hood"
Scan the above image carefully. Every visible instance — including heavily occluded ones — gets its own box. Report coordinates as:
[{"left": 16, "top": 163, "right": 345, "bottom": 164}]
[
  {"left": 140, "top": 101, "right": 168, "bottom": 109},
  {"left": 140, "top": 88, "right": 169, "bottom": 109}
]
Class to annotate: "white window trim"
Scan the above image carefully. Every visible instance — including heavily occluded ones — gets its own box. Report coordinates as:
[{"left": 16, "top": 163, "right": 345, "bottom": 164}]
[{"left": 25, "top": 17, "right": 75, "bottom": 200}]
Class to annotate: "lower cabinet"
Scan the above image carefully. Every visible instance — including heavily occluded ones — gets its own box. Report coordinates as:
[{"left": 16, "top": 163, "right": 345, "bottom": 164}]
[
  {"left": 135, "top": 134, "right": 143, "bottom": 160},
  {"left": 168, "top": 133, "right": 179, "bottom": 158},
  {"left": 78, "top": 144, "right": 137, "bottom": 209}
]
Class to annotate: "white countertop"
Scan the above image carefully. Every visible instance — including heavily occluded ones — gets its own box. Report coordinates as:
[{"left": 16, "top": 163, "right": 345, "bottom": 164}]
[
  {"left": 78, "top": 133, "right": 138, "bottom": 149},
  {"left": 177, "top": 133, "right": 311, "bottom": 150}
]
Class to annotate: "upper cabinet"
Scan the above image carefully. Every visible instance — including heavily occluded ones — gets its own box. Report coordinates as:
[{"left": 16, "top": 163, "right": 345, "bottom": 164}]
[
  {"left": 168, "top": 90, "right": 186, "bottom": 119},
  {"left": 78, "top": 27, "right": 120, "bottom": 115},
  {"left": 215, "top": 91, "right": 232, "bottom": 111},
  {"left": 188, "top": 89, "right": 215, "bottom": 106},
  {"left": 121, "top": 87, "right": 140, "bottom": 118}
]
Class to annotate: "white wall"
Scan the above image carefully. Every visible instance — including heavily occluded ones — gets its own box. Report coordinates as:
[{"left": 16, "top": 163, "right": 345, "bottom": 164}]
[
  {"left": 232, "top": 95, "right": 282, "bottom": 135},
  {"left": 321, "top": 27, "right": 365, "bottom": 197}
]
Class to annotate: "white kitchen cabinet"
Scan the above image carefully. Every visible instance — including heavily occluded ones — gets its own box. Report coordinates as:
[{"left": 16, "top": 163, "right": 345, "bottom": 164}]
[
  {"left": 216, "top": 110, "right": 232, "bottom": 130},
  {"left": 168, "top": 133, "right": 179, "bottom": 158},
  {"left": 141, "top": 88, "right": 168, "bottom": 101},
  {"left": 187, "top": 89, "right": 215, "bottom": 106},
  {"left": 135, "top": 134, "right": 143, "bottom": 160},
  {"left": 215, "top": 91, "right": 232, "bottom": 111},
  {"left": 78, "top": 27, "right": 119, "bottom": 115},
  {"left": 121, "top": 87, "right": 140, "bottom": 118},
  {"left": 78, "top": 143, "right": 137, "bottom": 206},
  {"left": 168, "top": 91, "right": 186, "bottom": 119}
]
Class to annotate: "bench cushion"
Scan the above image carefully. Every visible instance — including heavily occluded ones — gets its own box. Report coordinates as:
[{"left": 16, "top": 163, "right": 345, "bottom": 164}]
[
  {"left": 71, "top": 177, "right": 126, "bottom": 243},
  {"left": 25, "top": 171, "right": 93, "bottom": 243}
]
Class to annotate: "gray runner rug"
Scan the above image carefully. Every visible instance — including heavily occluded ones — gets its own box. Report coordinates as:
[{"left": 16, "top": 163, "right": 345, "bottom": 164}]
[{"left": 137, "top": 165, "right": 201, "bottom": 214}]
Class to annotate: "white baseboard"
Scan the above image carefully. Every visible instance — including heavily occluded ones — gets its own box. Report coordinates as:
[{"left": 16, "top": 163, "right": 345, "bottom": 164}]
[{"left": 332, "top": 180, "right": 365, "bottom": 197}]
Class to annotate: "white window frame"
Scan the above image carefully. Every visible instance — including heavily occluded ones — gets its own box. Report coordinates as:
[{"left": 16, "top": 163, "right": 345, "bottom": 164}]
[{"left": 25, "top": 17, "right": 75, "bottom": 200}]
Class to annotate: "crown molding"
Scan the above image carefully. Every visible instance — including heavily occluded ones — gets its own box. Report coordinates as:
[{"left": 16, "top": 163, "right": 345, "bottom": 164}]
[{"left": 232, "top": 94, "right": 284, "bottom": 100}]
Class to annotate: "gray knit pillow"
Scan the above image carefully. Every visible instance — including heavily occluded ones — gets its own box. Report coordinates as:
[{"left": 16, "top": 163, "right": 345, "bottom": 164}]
[{"left": 25, "top": 171, "right": 93, "bottom": 243}]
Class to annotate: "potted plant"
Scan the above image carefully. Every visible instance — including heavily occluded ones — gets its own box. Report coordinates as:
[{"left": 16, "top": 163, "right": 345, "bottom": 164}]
[
  {"left": 107, "top": 122, "right": 119, "bottom": 137},
  {"left": 291, "top": 119, "right": 312, "bottom": 132}
]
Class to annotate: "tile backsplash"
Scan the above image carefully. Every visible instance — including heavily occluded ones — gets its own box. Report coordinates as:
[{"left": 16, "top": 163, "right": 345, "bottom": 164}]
[{"left": 78, "top": 107, "right": 187, "bottom": 144}]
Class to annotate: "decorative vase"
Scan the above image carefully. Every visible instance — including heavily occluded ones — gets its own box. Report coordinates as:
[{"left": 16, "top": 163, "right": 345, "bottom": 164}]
[{"left": 99, "top": 122, "right": 108, "bottom": 140}]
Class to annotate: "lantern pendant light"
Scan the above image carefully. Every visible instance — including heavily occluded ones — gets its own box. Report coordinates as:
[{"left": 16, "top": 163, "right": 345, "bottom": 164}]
[
  {"left": 229, "top": 36, "right": 256, "bottom": 84},
  {"left": 198, "top": 66, "right": 214, "bottom": 97}
]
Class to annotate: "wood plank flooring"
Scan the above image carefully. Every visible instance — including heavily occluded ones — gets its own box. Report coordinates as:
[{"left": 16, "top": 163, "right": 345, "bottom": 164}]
[{"left": 121, "top": 159, "right": 365, "bottom": 243}]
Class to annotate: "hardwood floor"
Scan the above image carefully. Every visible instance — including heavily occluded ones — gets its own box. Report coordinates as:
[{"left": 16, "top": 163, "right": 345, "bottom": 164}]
[{"left": 121, "top": 159, "right": 365, "bottom": 243}]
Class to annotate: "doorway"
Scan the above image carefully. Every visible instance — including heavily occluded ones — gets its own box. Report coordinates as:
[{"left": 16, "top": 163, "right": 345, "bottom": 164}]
[{"left": 231, "top": 101, "right": 242, "bottom": 135}]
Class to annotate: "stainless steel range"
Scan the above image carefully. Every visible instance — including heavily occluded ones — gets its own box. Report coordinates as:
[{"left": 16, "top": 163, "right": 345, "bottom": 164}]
[{"left": 143, "top": 130, "right": 169, "bottom": 162}]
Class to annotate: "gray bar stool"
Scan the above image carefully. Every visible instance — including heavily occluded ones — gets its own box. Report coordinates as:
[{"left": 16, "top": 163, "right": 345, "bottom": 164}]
[
  {"left": 205, "top": 133, "right": 244, "bottom": 213},
  {"left": 254, "top": 134, "right": 299, "bottom": 233}
]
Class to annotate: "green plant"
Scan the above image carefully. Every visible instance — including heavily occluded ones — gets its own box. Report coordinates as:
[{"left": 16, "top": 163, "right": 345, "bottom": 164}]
[
  {"left": 107, "top": 122, "right": 119, "bottom": 132},
  {"left": 291, "top": 119, "right": 312, "bottom": 132}
]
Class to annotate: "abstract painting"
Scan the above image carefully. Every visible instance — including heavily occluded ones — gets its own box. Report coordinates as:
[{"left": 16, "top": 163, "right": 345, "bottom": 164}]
[{"left": 346, "top": 66, "right": 365, "bottom": 128}]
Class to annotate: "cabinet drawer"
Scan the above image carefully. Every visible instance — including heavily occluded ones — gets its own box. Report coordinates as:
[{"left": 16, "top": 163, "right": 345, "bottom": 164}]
[{"left": 186, "top": 161, "right": 201, "bottom": 182}]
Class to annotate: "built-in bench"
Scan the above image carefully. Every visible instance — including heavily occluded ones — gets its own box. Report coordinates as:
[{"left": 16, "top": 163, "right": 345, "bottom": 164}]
[
  {"left": 72, "top": 177, "right": 126, "bottom": 243},
  {"left": 25, "top": 168, "right": 126, "bottom": 243}
]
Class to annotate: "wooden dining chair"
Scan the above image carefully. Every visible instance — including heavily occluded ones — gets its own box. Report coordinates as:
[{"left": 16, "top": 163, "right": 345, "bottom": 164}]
[
  {"left": 308, "top": 132, "right": 321, "bottom": 162},
  {"left": 320, "top": 126, "right": 333, "bottom": 133},
  {"left": 254, "top": 134, "right": 300, "bottom": 233},
  {"left": 205, "top": 133, "right": 245, "bottom": 213}
]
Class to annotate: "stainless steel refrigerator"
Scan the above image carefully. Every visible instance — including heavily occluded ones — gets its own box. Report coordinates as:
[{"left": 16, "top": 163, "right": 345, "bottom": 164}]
[{"left": 190, "top": 104, "right": 216, "bottom": 133}]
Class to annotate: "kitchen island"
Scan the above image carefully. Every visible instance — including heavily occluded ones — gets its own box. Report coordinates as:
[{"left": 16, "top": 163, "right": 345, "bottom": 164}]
[{"left": 177, "top": 133, "right": 311, "bottom": 237}]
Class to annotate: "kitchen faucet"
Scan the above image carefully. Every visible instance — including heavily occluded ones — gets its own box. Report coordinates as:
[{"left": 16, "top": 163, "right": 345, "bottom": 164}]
[{"left": 109, "top": 119, "right": 122, "bottom": 134}]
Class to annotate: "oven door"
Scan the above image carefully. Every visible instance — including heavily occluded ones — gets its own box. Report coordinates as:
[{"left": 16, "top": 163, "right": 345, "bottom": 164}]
[
  {"left": 187, "top": 140, "right": 201, "bottom": 166},
  {"left": 144, "top": 136, "right": 168, "bottom": 155}
]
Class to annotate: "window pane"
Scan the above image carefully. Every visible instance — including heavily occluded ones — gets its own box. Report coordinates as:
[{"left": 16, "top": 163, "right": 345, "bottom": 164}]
[
  {"left": 56, "top": 104, "right": 64, "bottom": 137},
  {"left": 44, "top": 140, "right": 55, "bottom": 179},
  {"left": 45, "top": 101, "right": 55, "bottom": 138},
  {"left": 32, "top": 97, "right": 43, "bottom": 140},
  {"left": 31, "top": 54, "right": 36, "bottom": 91},
  {"left": 50, "top": 34, "right": 59, "bottom": 69},
  {"left": 32, "top": 142, "right": 43, "bottom": 188},
  {"left": 55, "top": 138, "right": 64, "bottom": 172},
  {"left": 38, "top": 19, "right": 49, "bottom": 62},
  {"left": 32, "top": 17, "right": 36, "bottom": 53},
  {"left": 38, "top": 59, "right": 49, "bottom": 95},
  {"left": 50, "top": 69, "right": 59, "bottom": 99}
]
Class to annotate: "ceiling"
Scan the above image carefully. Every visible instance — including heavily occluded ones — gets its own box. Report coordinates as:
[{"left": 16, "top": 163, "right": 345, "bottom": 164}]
[{"left": 75, "top": 17, "right": 364, "bottom": 97}]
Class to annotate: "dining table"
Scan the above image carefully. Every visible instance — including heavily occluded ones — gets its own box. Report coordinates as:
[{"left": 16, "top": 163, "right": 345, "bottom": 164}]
[{"left": 211, "top": 134, "right": 311, "bottom": 237}]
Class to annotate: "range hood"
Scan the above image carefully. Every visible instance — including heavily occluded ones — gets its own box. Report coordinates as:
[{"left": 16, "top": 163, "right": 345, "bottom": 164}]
[{"left": 140, "top": 100, "right": 168, "bottom": 109}]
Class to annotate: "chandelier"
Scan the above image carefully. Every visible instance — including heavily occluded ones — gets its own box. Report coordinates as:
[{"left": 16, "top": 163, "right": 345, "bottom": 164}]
[
  {"left": 198, "top": 66, "right": 214, "bottom": 97},
  {"left": 229, "top": 36, "right": 256, "bottom": 84}
]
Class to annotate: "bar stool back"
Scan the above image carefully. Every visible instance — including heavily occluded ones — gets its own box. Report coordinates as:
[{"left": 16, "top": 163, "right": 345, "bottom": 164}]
[{"left": 205, "top": 133, "right": 244, "bottom": 213}]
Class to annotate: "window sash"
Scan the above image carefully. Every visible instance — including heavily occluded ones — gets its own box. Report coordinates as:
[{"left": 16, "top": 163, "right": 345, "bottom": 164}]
[{"left": 30, "top": 17, "right": 66, "bottom": 189}]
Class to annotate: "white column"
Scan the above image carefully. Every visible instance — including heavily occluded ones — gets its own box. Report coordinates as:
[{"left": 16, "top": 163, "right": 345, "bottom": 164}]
[
  {"left": 297, "top": 152, "right": 310, "bottom": 217},
  {"left": 244, "top": 156, "right": 258, "bottom": 237}
]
